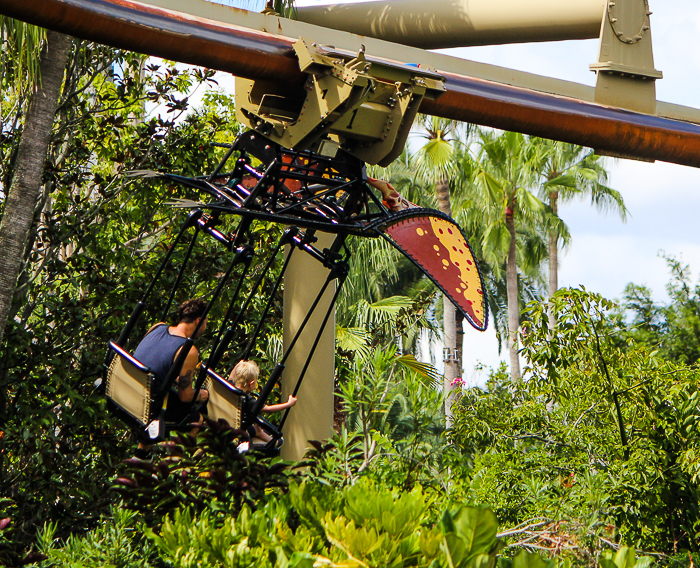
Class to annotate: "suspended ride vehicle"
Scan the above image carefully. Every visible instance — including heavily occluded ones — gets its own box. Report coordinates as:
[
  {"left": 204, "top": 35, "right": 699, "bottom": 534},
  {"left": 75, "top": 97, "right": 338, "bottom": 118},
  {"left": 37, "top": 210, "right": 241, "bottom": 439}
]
[
  {"left": 103, "top": 209, "right": 346, "bottom": 453},
  {"left": 102, "top": 40, "right": 489, "bottom": 452}
]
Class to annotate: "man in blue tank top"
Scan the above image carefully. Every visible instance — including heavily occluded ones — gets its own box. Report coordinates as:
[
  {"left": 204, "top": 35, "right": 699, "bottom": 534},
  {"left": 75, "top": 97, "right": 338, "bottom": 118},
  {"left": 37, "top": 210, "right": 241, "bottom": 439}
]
[{"left": 133, "top": 298, "right": 210, "bottom": 460}]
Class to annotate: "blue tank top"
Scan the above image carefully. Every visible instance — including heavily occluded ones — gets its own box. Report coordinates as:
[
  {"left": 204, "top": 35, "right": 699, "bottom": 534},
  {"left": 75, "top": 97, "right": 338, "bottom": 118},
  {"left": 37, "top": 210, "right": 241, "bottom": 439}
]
[{"left": 133, "top": 324, "right": 188, "bottom": 389}]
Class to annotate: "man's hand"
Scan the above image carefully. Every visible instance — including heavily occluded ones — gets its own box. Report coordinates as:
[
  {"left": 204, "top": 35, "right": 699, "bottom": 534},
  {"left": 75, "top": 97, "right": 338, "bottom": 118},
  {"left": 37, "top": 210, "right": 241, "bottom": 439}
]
[
  {"left": 287, "top": 395, "right": 297, "bottom": 407},
  {"left": 197, "top": 389, "right": 209, "bottom": 403}
]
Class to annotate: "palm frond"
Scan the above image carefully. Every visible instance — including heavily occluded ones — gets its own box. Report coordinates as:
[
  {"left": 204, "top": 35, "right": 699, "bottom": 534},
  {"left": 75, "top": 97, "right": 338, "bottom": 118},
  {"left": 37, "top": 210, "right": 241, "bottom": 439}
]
[
  {"left": 336, "top": 326, "right": 372, "bottom": 359},
  {"left": 395, "top": 353, "right": 442, "bottom": 387},
  {"left": 350, "top": 296, "right": 415, "bottom": 330},
  {"left": 0, "top": 18, "right": 46, "bottom": 95}
]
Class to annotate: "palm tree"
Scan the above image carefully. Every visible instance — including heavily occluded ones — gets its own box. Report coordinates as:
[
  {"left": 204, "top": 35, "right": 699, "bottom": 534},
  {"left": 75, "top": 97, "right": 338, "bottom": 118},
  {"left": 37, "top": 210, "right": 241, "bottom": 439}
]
[
  {"left": 472, "top": 130, "right": 554, "bottom": 380},
  {"left": 537, "top": 141, "right": 626, "bottom": 329},
  {"left": 0, "top": 23, "right": 71, "bottom": 347},
  {"left": 413, "top": 116, "right": 469, "bottom": 427}
]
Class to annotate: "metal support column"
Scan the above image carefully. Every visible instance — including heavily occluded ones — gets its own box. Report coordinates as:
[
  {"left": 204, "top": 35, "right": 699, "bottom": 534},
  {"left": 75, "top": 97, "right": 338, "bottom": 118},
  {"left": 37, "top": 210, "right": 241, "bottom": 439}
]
[{"left": 280, "top": 232, "right": 336, "bottom": 461}]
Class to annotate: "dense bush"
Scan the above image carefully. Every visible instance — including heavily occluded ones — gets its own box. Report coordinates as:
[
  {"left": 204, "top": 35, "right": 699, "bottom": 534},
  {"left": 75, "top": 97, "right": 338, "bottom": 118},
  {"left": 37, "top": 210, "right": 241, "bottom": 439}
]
[{"left": 451, "top": 287, "right": 700, "bottom": 556}]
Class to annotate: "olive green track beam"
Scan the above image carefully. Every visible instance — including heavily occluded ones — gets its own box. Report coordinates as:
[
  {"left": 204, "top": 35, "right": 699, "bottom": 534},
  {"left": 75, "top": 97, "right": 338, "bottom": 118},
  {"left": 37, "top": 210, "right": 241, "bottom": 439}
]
[
  {"left": 296, "top": 0, "right": 606, "bottom": 49},
  {"left": 3, "top": 0, "right": 700, "bottom": 167}
]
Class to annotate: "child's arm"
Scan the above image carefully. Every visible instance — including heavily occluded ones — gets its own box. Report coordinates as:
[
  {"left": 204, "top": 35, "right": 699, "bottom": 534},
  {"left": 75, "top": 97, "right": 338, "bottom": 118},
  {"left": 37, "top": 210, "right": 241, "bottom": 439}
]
[{"left": 262, "top": 394, "right": 297, "bottom": 413}]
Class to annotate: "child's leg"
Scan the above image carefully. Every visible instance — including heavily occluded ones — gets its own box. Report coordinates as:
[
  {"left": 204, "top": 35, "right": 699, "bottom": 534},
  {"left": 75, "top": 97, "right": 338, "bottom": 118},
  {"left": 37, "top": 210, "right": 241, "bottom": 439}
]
[{"left": 253, "top": 423, "right": 272, "bottom": 443}]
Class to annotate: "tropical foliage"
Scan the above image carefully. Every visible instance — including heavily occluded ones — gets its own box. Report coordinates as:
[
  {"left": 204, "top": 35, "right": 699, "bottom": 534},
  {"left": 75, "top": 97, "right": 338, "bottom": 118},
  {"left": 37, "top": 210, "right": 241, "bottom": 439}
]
[
  {"left": 3, "top": 18, "right": 699, "bottom": 568},
  {"left": 452, "top": 283, "right": 700, "bottom": 556}
]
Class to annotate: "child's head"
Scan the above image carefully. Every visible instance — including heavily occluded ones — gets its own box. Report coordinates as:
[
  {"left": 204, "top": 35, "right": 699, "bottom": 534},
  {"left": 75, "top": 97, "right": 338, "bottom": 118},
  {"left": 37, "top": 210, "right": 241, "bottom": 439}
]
[{"left": 230, "top": 359, "right": 260, "bottom": 391}]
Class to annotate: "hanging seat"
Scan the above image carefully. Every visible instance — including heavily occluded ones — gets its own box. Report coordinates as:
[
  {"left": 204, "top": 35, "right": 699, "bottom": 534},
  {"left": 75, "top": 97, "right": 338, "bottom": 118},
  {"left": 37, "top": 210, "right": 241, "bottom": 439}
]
[
  {"left": 201, "top": 366, "right": 243, "bottom": 429},
  {"left": 201, "top": 365, "right": 283, "bottom": 453},
  {"left": 106, "top": 342, "right": 206, "bottom": 442},
  {"left": 105, "top": 342, "right": 163, "bottom": 441}
]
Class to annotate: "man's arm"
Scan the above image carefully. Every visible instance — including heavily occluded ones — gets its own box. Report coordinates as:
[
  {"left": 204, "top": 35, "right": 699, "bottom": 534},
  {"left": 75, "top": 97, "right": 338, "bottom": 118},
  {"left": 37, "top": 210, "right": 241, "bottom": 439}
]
[{"left": 175, "top": 346, "right": 208, "bottom": 403}]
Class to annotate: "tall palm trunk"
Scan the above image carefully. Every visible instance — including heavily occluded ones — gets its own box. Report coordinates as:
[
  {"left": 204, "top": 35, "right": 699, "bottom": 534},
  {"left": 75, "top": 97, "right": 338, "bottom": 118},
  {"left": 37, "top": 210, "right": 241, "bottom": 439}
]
[
  {"left": 547, "top": 190, "right": 559, "bottom": 331},
  {"left": 436, "top": 178, "right": 459, "bottom": 426},
  {"left": 505, "top": 208, "right": 521, "bottom": 379},
  {"left": 0, "top": 30, "right": 70, "bottom": 348}
]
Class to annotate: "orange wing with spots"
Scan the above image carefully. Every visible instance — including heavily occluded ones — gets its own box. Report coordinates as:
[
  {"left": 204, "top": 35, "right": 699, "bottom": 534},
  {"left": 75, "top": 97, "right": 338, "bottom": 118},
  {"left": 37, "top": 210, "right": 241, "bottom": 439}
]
[{"left": 375, "top": 210, "right": 488, "bottom": 331}]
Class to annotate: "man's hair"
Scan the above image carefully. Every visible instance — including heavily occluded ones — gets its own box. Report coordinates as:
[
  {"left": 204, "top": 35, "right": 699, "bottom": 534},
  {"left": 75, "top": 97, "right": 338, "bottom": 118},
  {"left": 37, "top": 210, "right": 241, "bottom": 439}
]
[
  {"left": 231, "top": 359, "right": 260, "bottom": 388},
  {"left": 177, "top": 298, "right": 207, "bottom": 323}
]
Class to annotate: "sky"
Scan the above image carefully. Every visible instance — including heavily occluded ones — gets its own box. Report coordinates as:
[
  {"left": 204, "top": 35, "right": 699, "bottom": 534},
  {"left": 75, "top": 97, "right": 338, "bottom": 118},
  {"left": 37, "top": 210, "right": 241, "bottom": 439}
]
[
  {"left": 215, "top": 0, "right": 700, "bottom": 383},
  {"left": 438, "top": 1, "right": 700, "bottom": 382}
]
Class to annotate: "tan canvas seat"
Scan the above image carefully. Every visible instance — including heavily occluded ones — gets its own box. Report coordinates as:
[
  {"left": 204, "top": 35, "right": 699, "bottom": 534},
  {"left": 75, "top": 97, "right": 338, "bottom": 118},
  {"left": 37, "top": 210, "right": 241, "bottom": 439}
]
[
  {"left": 105, "top": 342, "right": 154, "bottom": 427},
  {"left": 202, "top": 367, "right": 244, "bottom": 429},
  {"left": 201, "top": 367, "right": 280, "bottom": 451}
]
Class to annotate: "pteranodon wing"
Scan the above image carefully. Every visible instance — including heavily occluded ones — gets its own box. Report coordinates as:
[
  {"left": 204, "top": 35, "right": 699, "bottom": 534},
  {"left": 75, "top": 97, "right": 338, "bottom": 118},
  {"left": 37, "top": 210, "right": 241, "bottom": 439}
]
[{"left": 371, "top": 209, "right": 488, "bottom": 331}]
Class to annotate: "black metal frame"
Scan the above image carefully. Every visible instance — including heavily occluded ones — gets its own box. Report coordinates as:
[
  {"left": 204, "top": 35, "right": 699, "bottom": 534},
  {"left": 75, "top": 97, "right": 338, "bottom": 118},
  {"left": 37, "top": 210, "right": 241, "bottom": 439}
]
[
  {"left": 104, "top": 196, "right": 350, "bottom": 445},
  {"left": 103, "top": 206, "right": 257, "bottom": 441},
  {"left": 153, "top": 130, "right": 392, "bottom": 235}
]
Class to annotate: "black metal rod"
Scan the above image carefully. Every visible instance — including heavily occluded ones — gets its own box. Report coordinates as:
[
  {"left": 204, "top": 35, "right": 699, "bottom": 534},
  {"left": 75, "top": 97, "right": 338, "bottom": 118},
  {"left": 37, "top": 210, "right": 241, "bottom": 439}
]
[
  {"left": 114, "top": 301, "right": 146, "bottom": 348},
  {"left": 275, "top": 180, "right": 353, "bottom": 215},
  {"left": 232, "top": 216, "right": 253, "bottom": 249},
  {"left": 197, "top": 216, "right": 234, "bottom": 251},
  {"left": 242, "top": 160, "right": 279, "bottom": 209},
  {"left": 208, "top": 242, "right": 284, "bottom": 364},
  {"left": 236, "top": 227, "right": 297, "bottom": 322},
  {"left": 290, "top": 234, "right": 328, "bottom": 265},
  {"left": 199, "top": 246, "right": 254, "bottom": 373},
  {"left": 248, "top": 362, "right": 285, "bottom": 422},
  {"left": 161, "top": 223, "right": 201, "bottom": 322},
  {"left": 291, "top": 272, "right": 346, "bottom": 397},
  {"left": 278, "top": 265, "right": 347, "bottom": 430},
  {"left": 115, "top": 209, "right": 202, "bottom": 347},
  {"left": 279, "top": 276, "right": 333, "bottom": 367},
  {"left": 209, "top": 143, "right": 239, "bottom": 181},
  {"left": 241, "top": 240, "right": 296, "bottom": 360},
  {"left": 143, "top": 209, "right": 203, "bottom": 303},
  {"left": 183, "top": 245, "right": 257, "bottom": 413},
  {"left": 243, "top": 163, "right": 263, "bottom": 178},
  {"left": 193, "top": 246, "right": 255, "bottom": 393}
]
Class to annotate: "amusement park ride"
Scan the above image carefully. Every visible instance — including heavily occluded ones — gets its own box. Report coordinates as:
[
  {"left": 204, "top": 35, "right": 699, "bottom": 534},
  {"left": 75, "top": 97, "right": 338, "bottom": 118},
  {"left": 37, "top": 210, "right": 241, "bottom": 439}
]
[{"left": 4, "top": 0, "right": 700, "bottom": 459}]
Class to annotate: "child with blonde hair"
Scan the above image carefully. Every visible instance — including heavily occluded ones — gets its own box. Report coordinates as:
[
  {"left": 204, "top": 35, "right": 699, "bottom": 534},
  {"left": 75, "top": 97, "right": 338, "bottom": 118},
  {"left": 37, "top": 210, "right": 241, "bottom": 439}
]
[{"left": 229, "top": 360, "right": 296, "bottom": 444}]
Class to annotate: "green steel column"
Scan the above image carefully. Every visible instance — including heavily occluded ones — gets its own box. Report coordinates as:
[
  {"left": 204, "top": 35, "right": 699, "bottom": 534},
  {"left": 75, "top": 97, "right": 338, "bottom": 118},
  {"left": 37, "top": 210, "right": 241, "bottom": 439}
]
[{"left": 280, "top": 233, "right": 336, "bottom": 462}]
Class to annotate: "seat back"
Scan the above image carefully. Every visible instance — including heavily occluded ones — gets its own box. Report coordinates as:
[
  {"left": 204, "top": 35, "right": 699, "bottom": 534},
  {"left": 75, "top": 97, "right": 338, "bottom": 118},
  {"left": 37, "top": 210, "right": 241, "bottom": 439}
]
[
  {"left": 105, "top": 342, "right": 154, "bottom": 427},
  {"left": 204, "top": 368, "right": 244, "bottom": 429}
]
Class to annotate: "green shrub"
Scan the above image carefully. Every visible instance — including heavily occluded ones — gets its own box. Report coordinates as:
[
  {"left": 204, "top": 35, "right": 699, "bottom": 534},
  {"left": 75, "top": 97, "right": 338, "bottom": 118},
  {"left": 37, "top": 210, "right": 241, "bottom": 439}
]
[{"left": 150, "top": 479, "right": 505, "bottom": 568}]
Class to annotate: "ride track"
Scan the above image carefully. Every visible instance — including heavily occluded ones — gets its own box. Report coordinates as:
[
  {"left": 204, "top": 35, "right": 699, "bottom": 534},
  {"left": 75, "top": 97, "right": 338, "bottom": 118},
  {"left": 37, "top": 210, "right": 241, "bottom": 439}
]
[{"left": 3, "top": 0, "right": 700, "bottom": 168}]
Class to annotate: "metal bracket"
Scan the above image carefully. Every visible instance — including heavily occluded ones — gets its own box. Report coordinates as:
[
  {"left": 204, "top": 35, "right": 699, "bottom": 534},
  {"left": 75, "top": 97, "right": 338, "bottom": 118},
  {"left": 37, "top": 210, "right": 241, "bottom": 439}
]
[
  {"left": 443, "top": 347, "right": 460, "bottom": 363},
  {"left": 590, "top": 0, "right": 662, "bottom": 115},
  {"left": 236, "top": 38, "right": 445, "bottom": 166}
]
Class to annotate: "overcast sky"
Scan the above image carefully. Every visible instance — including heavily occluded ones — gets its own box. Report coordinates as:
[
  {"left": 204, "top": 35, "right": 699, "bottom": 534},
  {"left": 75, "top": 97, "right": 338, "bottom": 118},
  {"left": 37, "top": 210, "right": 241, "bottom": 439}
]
[{"left": 221, "top": 0, "right": 700, "bottom": 380}]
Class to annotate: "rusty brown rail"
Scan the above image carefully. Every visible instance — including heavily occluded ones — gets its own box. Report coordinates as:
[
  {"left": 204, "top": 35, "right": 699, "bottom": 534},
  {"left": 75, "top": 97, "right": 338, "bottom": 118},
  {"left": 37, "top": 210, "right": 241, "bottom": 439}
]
[{"left": 3, "top": 0, "right": 700, "bottom": 168}]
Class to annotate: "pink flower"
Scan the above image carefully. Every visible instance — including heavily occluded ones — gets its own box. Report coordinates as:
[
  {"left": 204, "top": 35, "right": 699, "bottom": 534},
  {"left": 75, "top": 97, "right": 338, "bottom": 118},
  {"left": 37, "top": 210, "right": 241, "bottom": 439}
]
[{"left": 450, "top": 377, "right": 466, "bottom": 387}]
